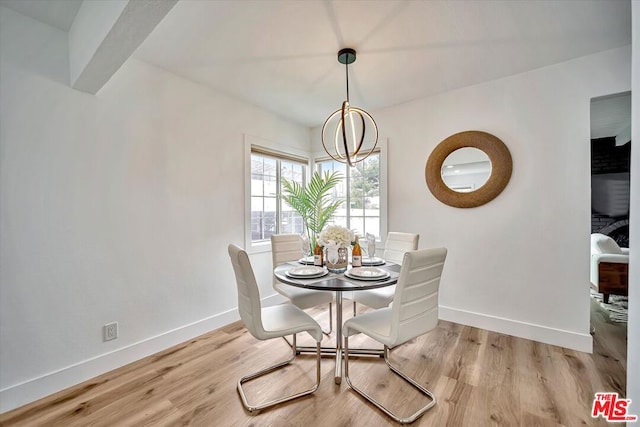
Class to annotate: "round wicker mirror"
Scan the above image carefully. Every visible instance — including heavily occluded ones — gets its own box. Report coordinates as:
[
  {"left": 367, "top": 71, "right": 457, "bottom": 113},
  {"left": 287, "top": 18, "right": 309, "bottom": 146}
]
[{"left": 425, "top": 131, "right": 512, "bottom": 208}]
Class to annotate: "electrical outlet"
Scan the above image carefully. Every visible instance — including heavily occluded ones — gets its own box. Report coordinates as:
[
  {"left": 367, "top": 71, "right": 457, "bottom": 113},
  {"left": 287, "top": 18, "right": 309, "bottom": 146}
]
[{"left": 104, "top": 322, "right": 118, "bottom": 341}]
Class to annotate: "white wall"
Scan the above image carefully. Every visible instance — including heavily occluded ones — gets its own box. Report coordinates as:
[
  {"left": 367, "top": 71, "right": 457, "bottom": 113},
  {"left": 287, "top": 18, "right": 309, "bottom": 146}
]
[
  {"left": 626, "top": 0, "right": 639, "bottom": 415},
  {"left": 0, "top": 7, "right": 308, "bottom": 412},
  {"left": 313, "top": 46, "right": 631, "bottom": 353},
  {"left": 1, "top": 3, "right": 634, "bottom": 415}
]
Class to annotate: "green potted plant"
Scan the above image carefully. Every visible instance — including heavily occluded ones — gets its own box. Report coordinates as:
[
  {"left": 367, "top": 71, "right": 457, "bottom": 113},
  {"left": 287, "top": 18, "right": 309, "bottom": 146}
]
[{"left": 281, "top": 171, "right": 344, "bottom": 253}]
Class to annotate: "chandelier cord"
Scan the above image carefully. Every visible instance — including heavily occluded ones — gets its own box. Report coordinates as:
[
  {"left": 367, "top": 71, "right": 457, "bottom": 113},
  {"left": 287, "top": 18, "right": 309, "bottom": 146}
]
[{"left": 345, "top": 61, "right": 350, "bottom": 103}]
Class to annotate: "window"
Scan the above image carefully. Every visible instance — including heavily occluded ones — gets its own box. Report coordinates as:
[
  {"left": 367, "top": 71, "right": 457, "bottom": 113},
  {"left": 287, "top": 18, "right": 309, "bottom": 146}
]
[
  {"left": 245, "top": 135, "right": 386, "bottom": 252},
  {"left": 316, "top": 152, "right": 381, "bottom": 240},
  {"left": 250, "top": 149, "right": 306, "bottom": 243}
]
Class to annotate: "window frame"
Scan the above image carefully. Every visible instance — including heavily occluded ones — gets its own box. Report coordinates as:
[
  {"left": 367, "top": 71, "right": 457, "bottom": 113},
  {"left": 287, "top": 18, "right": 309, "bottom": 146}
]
[
  {"left": 244, "top": 135, "right": 387, "bottom": 253},
  {"left": 244, "top": 135, "right": 310, "bottom": 254}
]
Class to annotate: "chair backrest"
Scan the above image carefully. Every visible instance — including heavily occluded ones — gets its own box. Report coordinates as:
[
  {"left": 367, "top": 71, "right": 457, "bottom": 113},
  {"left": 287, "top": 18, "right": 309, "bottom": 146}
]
[
  {"left": 271, "top": 234, "right": 303, "bottom": 284},
  {"left": 591, "top": 233, "right": 623, "bottom": 255},
  {"left": 389, "top": 247, "right": 447, "bottom": 346},
  {"left": 271, "top": 234, "right": 303, "bottom": 266},
  {"left": 228, "top": 244, "right": 265, "bottom": 340},
  {"left": 383, "top": 232, "right": 420, "bottom": 264}
]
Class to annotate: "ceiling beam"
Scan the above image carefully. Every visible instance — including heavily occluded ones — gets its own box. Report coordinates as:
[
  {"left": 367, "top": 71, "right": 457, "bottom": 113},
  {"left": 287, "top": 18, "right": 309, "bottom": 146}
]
[{"left": 69, "top": 0, "right": 178, "bottom": 94}]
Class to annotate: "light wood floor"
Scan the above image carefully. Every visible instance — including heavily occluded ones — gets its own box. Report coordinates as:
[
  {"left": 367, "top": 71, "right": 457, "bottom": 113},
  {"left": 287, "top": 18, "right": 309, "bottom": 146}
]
[{"left": 0, "top": 299, "right": 626, "bottom": 426}]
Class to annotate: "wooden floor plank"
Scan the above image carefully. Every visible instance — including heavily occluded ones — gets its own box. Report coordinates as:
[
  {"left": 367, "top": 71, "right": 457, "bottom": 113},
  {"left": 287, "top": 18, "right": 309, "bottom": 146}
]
[{"left": 0, "top": 298, "right": 626, "bottom": 426}]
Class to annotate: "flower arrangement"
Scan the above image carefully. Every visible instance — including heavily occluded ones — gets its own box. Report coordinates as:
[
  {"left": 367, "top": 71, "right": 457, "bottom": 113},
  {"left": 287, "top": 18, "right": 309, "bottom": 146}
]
[
  {"left": 318, "top": 225, "right": 354, "bottom": 248},
  {"left": 319, "top": 225, "right": 353, "bottom": 273}
]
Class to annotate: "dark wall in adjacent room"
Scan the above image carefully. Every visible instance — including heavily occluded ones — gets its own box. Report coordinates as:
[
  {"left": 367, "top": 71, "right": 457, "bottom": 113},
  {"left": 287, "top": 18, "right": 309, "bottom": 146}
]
[{"left": 591, "top": 137, "right": 631, "bottom": 247}]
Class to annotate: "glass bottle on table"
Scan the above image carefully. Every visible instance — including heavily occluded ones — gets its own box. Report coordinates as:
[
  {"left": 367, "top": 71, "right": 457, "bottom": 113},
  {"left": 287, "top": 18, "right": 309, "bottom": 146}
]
[
  {"left": 352, "top": 236, "right": 362, "bottom": 267},
  {"left": 313, "top": 243, "right": 324, "bottom": 267}
]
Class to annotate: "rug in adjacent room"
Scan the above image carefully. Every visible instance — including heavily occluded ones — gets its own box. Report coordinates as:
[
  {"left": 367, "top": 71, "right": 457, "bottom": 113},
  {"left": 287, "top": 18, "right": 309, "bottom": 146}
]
[{"left": 590, "top": 289, "right": 628, "bottom": 323}]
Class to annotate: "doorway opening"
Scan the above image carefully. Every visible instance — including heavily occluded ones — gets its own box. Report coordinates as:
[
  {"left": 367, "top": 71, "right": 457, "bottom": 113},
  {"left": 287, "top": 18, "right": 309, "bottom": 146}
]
[{"left": 589, "top": 91, "right": 630, "bottom": 395}]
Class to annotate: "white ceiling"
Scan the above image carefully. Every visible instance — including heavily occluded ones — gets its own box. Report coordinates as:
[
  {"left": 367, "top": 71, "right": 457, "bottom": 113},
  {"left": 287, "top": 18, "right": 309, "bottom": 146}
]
[
  {"left": 0, "top": 0, "right": 81, "bottom": 32},
  {"left": 1, "top": 0, "right": 632, "bottom": 128}
]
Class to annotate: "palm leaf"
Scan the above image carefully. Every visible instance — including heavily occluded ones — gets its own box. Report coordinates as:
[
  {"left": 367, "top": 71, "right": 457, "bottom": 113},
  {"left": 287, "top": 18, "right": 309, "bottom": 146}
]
[
  {"left": 281, "top": 171, "right": 344, "bottom": 242},
  {"left": 281, "top": 180, "right": 310, "bottom": 219}
]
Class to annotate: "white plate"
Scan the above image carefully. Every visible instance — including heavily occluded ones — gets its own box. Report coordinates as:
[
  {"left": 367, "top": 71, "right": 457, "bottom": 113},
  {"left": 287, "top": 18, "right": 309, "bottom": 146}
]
[
  {"left": 362, "top": 257, "right": 385, "bottom": 266},
  {"left": 345, "top": 267, "right": 390, "bottom": 281},
  {"left": 286, "top": 266, "right": 327, "bottom": 278},
  {"left": 298, "top": 256, "right": 315, "bottom": 265}
]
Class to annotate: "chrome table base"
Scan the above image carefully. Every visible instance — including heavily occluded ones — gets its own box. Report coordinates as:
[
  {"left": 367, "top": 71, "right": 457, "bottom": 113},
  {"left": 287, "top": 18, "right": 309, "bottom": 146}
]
[{"left": 284, "top": 292, "right": 384, "bottom": 384}]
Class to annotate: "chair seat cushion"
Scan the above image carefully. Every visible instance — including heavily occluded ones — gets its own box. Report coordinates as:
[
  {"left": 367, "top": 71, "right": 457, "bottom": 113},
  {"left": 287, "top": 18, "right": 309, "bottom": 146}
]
[
  {"left": 273, "top": 282, "right": 333, "bottom": 310},
  {"left": 343, "top": 307, "right": 393, "bottom": 347},
  {"left": 261, "top": 304, "right": 323, "bottom": 342},
  {"left": 353, "top": 286, "right": 395, "bottom": 309}
]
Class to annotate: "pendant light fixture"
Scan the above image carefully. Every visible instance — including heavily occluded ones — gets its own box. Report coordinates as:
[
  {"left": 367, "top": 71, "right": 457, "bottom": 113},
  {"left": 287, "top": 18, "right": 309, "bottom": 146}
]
[{"left": 321, "top": 48, "right": 378, "bottom": 167}]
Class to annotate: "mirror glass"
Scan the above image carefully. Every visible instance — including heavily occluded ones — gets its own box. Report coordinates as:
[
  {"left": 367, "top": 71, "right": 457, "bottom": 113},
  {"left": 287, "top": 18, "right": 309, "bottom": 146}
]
[{"left": 441, "top": 147, "right": 491, "bottom": 192}]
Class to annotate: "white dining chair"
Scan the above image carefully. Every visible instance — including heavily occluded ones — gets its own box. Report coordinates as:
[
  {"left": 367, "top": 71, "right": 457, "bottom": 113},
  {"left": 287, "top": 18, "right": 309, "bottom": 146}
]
[
  {"left": 228, "top": 244, "right": 323, "bottom": 412},
  {"left": 343, "top": 247, "right": 447, "bottom": 424},
  {"left": 352, "top": 232, "right": 419, "bottom": 315},
  {"left": 272, "top": 234, "right": 333, "bottom": 334}
]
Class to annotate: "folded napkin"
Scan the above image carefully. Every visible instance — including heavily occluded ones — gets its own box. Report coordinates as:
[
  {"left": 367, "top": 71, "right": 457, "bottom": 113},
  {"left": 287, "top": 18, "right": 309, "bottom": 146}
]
[{"left": 324, "top": 240, "right": 341, "bottom": 264}]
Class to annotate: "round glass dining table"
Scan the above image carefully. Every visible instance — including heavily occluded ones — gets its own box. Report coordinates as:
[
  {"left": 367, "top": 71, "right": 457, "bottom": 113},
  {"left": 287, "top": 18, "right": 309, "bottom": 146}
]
[{"left": 273, "top": 261, "right": 401, "bottom": 384}]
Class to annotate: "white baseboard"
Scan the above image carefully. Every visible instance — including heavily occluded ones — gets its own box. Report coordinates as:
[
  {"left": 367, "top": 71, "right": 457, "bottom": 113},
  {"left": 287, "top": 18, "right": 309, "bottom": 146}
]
[
  {"left": 439, "top": 305, "right": 593, "bottom": 353},
  {"left": 0, "top": 307, "right": 243, "bottom": 414}
]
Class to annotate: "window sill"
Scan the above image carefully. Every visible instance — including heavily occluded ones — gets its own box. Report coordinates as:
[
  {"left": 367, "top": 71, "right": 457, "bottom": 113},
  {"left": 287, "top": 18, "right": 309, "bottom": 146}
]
[{"left": 246, "top": 240, "right": 271, "bottom": 255}]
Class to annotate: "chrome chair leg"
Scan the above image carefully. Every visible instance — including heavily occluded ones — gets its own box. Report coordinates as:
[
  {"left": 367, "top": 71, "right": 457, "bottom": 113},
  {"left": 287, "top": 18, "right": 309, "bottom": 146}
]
[
  {"left": 344, "top": 337, "right": 436, "bottom": 424},
  {"left": 324, "top": 302, "right": 333, "bottom": 336},
  {"left": 238, "top": 335, "right": 322, "bottom": 413},
  {"left": 353, "top": 301, "right": 357, "bottom": 317}
]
